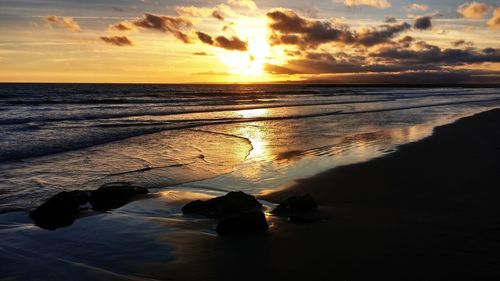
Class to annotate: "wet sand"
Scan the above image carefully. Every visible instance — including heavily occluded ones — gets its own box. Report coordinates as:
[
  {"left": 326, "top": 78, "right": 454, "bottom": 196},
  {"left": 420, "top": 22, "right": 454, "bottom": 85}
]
[{"left": 164, "top": 108, "right": 500, "bottom": 281}]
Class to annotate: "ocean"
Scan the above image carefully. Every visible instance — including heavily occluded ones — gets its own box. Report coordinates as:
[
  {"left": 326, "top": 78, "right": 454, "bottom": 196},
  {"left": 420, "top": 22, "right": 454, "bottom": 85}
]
[{"left": 1, "top": 83, "right": 500, "bottom": 212}]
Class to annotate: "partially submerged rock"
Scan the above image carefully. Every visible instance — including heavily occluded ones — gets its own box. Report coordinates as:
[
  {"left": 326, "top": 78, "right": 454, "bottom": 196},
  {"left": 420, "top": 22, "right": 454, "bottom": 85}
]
[
  {"left": 89, "top": 182, "right": 148, "bottom": 211},
  {"left": 216, "top": 211, "right": 268, "bottom": 235},
  {"left": 29, "top": 190, "right": 89, "bottom": 230},
  {"left": 182, "top": 191, "right": 262, "bottom": 218},
  {"left": 272, "top": 194, "right": 318, "bottom": 223}
]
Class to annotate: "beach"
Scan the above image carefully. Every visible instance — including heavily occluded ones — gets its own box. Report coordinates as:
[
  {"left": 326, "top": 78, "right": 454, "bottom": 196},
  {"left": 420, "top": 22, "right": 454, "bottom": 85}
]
[
  {"left": 3, "top": 0, "right": 500, "bottom": 279},
  {"left": 158, "top": 108, "right": 500, "bottom": 281}
]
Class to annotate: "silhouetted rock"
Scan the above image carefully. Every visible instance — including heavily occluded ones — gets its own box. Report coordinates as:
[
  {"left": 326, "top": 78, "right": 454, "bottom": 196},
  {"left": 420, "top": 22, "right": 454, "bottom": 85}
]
[
  {"left": 29, "top": 190, "right": 89, "bottom": 230},
  {"left": 89, "top": 182, "right": 148, "bottom": 211},
  {"left": 182, "top": 191, "right": 262, "bottom": 218},
  {"left": 272, "top": 194, "right": 318, "bottom": 223},
  {"left": 216, "top": 211, "right": 268, "bottom": 235},
  {"left": 272, "top": 194, "right": 317, "bottom": 214}
]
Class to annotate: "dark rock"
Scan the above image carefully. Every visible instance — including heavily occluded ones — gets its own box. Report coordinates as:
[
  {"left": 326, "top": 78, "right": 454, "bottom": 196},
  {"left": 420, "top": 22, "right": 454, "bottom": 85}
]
[
  {"left": 29, "top": 190, "right": 89, "bottom": 230},
  {"left": 216, "top": 211, "right": 268, "bottom": 235},
  {"left": 182, "top": 191, "right": 262, "bottom": 218},
  {"left": 89, "top": 182, "right": 148, "bottom": 211},
  {"left": 272, "top": 194, "right": 317, "bottom": 214},
  {"left": 272, "top": 194, "right": 318, "bottom": 223}
]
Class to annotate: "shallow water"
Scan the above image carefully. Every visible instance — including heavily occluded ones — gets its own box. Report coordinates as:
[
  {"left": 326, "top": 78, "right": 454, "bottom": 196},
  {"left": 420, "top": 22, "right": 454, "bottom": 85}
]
[
  {"left": 1, "top": 84, "right": 499, "bottom": 211},
  {"left": 1, "top": 84, "right": 500, "bottom": 280}
]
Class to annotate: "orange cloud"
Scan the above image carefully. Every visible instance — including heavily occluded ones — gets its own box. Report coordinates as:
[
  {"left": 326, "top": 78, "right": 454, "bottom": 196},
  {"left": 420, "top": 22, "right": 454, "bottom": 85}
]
[
  {"left": 108, "top": 21, "right": 136, "bottom": 32},
  {"left": 457, "top": 2, "right": 489, "bottom": 19},
  {"left": 227, "top": 0, "right": 258, "bottom": 10},
  {"left": 408, "top": 3, "right": 429, "bottom": 12},
  {"left": 344, "top": 0, "right": 391, "bottom": 9},
  {"left": 45, "top": 15, "right": 81, "bottom": 32},
  {"left": 488, "top": 8, "right": 500, "bottom": 29}
]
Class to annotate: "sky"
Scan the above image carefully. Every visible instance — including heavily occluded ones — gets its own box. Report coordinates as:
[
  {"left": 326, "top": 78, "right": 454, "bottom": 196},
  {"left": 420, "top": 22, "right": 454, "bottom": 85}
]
[{"left": 0, "top": 0, "right": 499, "bottom": 83}]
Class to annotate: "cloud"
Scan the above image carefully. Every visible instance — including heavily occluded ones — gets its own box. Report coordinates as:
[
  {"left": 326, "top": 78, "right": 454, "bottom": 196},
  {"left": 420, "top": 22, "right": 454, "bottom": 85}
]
[
  {"left": 212, "top": 10, "right": 225, "bottom": 21},
  {"left": 453, "top": 40, "right": 474, "bottom": 47},
  {"left": 457, "top": 2, "right": 489, "bottom": 19},
  {"left": 193, "top": 52, "right": 212, "bottom": 56},
  {"left": 398, "top": 35, "right": 414, "bottom": 47},
  {"left": 131, "top": 13, "right": 192, "bottom": 43},
  {"left": 385, "top": 17, "right": 397, "bottom": 23},
  {"left": 265, "top": 58, "right": 422, "bottom": 75},
  {"left": 45, "top": 15, "right": 81, "bottom": 32},
  {"left": 227, "top": 0, "right": 258, "bottom": 10},
  {"left": 196, "top": 31, "right": 248, "bottom": 51},
  {"left": 356, "top": 22, "right": 411, "bottom": 46},
  {"left": 408, "top": 3, "right": 429, "bottom": 12},
  {"left": 302, "top": 70, "right": 500, "bottom": 84},
  {"left": 488, "top": 7, "right": 500, "bottom": 29},
  {"left": 108, "top": 21, "right": 136, "bottom": 32},
  {"left": 265, "top": 37, "right": 500, "bottom": 76},
  {"left": 100, "top": 36, "right": 133, "bottom": 46},
  {"left": 214, "top": 36, "right": 248, "bottom": 51},
  {"left": 267, "top": 9, "right": 410, "bottom": 49},
  {"left": 175, "top": 6, "right": 225, "bottom": 20},
  {"left": 372, "top": 43, "right": 500, "bottom": 66},
  {"left": 414, "top": 16, "right": 432, "bottom": 30},
  {"left": 196, "top": 31, "right": 214, "bottom": 45},
  {"left": 344, "top": 0, "right": 391, "bottom": 9}
]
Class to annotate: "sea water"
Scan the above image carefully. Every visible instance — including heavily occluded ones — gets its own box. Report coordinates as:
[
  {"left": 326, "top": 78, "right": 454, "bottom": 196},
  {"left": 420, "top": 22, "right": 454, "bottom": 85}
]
[{"left": 1, "top": 84, "right": 499, "bottom": 212}]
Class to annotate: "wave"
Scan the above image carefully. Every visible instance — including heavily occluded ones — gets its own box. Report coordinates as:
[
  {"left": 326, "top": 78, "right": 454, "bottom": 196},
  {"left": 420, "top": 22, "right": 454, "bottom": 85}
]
[
  {"left": 0, "top": 98, "right": 395, "bottom": 125},
  {"left": 1, "top": 96, "right": 499, "bottom": 164}
]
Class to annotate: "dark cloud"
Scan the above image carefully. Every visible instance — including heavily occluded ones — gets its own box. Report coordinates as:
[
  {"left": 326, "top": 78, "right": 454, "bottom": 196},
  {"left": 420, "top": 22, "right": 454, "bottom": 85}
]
[
  {"left": 266, "top": 9, "right": 410, "bottom": 49},
  {"left": 196, "top": 31, "right": 214, "bottom": 45},
  {"left": 398, "top": 35, "right": 414, "bottom": 47},
  {"left": 212, "top": 10, "right": 224, "bottom": 21},
  {"left": 100, "top": 36, "right": 133, "bottom": 46},
  {"left": 373, "top": 44, "right": 500, "bottom": 66},
  {"left": 132, "top": 13, "right": 192, "bottom": 43},
  {"left": 356, "top": 22, "right": 411, "bottom": 46},
  {"left": 266, "top": 9, "right": 353, "bottom": 48},
  {"left": 214, "top": 36, "right": 248, "bottom": 51},
  {"left": 303, "top": 70, "right": 500, "bottom": 84},
  {"left": 385, "top": 17, "right": 397, "bottom": 23},
  {"left": 265, "top": 39, "right": 500, "bottom": 76},
  {"left": 414, "top": 16, "right": 432, "bottom": 30},
  {"left": 196, "top": 31, "right": 248, "bottom": 51},
  {"left": 265, "top": 59, "right": 418, "bottom": 75}
]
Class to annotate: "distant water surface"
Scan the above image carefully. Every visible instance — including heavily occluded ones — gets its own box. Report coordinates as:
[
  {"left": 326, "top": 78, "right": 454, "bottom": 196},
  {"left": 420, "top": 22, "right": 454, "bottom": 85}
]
[{"left": 0, "top": 83, "right": 499, "bottom": 212}]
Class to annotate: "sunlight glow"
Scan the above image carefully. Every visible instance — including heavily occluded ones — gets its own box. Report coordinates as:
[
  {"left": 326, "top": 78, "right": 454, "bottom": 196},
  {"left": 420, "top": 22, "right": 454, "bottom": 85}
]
[{"left": 216, "top": 18, "right": 285, "bottom": 78}]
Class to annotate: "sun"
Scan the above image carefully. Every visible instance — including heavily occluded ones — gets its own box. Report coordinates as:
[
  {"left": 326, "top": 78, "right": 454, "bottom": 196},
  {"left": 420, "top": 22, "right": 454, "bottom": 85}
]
[{"left": 215, "top": 18, "right": 285, "bottom": 78}]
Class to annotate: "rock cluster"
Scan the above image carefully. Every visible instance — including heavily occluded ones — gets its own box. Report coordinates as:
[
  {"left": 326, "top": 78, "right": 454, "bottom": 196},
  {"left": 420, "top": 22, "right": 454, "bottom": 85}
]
[
  {"left": 182, "top": 191, "right": 268, "bottom": 235},
  {"left": 29, "top": 182, "right": 148, "bottom": 230}
]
